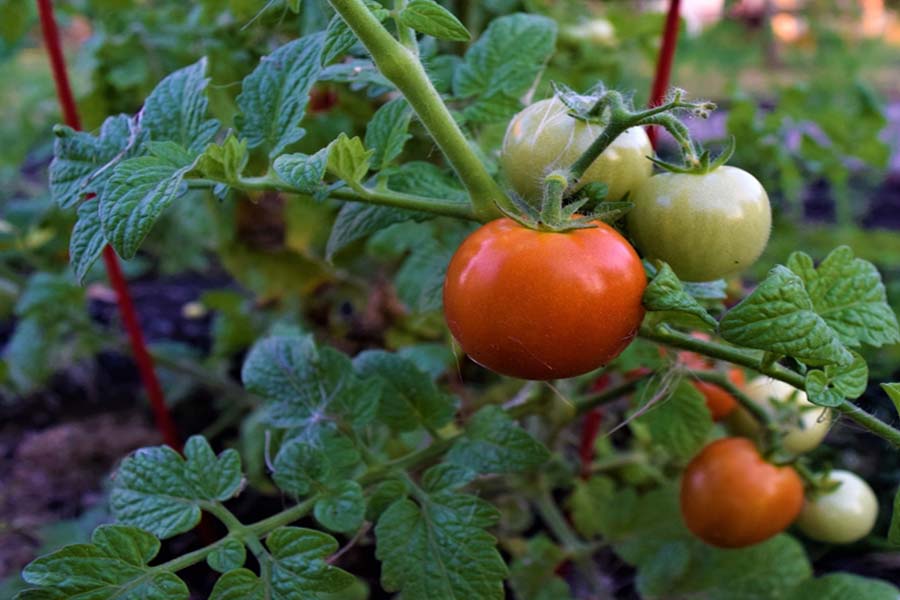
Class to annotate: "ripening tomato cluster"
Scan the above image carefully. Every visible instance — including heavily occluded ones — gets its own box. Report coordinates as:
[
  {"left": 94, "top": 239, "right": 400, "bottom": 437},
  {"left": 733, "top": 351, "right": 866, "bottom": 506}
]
[
  {"left": 681, "top": 378, "right": 878, "bottom": 548},
  {"left": 443, "top": 95, "right": 771, "bottom": 381}
]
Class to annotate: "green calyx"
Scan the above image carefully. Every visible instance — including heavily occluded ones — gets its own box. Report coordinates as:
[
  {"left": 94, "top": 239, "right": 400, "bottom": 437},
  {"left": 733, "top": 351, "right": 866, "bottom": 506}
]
[{"left": 650, "top": 136, "right": 737, "bottom": 175}]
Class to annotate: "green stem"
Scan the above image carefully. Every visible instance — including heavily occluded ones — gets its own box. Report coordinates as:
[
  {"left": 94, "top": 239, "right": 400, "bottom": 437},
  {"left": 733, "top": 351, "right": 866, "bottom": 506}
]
[
  {"left": 573, "top": 376, "right": 646, "bottom": 415},
  {"left": 328, "top": 0, "right": 504, "bottom": 220},
  {"left": 688, "top": 370, "right": 773, "bottom": 428},
  {"left": 534, "top": 489, "right": 582, "bottom": 552},
  {"left": 568, "top": 91, "right": 708, "bottom": 186},
  {"left": 393, "top": 0, "right": 418, "bottom": 53},
  {"left": 640, "top": 323, "right": 900, "bottom": 448},
  {"left": 232, "top": 175, "right": 480, "bottom": 221}
]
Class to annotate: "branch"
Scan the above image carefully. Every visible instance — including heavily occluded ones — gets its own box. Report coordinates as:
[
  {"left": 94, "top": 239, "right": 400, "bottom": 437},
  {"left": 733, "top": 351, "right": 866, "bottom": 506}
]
[{"left": 328, "top": 0, "right": 504, "bottom": 220}]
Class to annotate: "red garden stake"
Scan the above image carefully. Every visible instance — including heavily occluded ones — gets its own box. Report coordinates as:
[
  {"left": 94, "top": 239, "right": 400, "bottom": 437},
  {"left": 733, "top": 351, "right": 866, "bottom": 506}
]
[
  {"left": 36, "top": 0, "right": 181, "bottom": 452},
  {"left": 647, "top": 0, "right": 683, "bottom": 148}
]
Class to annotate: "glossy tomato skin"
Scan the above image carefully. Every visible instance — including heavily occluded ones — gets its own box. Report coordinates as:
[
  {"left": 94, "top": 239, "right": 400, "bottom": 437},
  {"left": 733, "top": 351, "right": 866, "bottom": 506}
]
[
  {"left": 501, "top": 98, "right": 653, "bottom": 203},
  {"left": 694, "top": 369, "right": 744, "bottom": 420},
  {"left": 680, "top": 437, "right": 804, "bottom": 548},
  {"left": 628, "top": 166, "right": 771, "bottom": 282},
  {"left": 796, "top": 470, "right": 878, "bottom": 544},
  {"left": 443, "top": 218, "right": 646, "bottom": 380}
]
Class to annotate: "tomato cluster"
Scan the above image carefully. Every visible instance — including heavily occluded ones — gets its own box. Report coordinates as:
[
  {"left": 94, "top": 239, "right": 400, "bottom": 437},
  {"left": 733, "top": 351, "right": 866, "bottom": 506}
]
[
  {"left": 680, "top": 377, "right": 876, "bottom": 548},
  {"left": 442, "top": 95, "right": 876, "bottom": 550}
]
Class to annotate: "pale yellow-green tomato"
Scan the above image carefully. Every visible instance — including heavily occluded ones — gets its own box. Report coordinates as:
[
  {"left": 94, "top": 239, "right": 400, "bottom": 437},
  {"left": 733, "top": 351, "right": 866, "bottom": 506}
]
[
  {"left": 796, "top": 470, "right": 878, "bottom": 544},
  {"left": 627, "top": 166, "right": 771, "bottom": 282},
  {"left": 500, "top": 97, "right": 653, "bottom": 203},
  {"left": 738, "top": 377, "right": 832, "bottom": 454}
]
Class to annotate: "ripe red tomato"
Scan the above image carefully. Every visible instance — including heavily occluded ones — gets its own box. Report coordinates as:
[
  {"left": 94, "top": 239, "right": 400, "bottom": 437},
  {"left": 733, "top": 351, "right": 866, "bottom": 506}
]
[
  {"left": 443, "top": 218, "right": 646, "bottom": 380},
  {"left": 675, "top": 348, "right": 744, "bottom": 420},
  {"left": 680, "top": 437, "right": 804, "bottom": 548}
]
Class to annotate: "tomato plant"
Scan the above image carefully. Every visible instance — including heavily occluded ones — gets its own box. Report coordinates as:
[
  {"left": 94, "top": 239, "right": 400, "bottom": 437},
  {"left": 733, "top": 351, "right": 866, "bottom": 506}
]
[
  {"left": 680, "top": 437, "right": 804, "bottom": 548},
  {"left": 796, "top": 470, "right": 879, "bottom": 544},
  {"left": 500, "top": 97, "right": 653, "bottom": 203},
  {"left": 7, "top": 1, "right": 900, "bottom": 599},
  {"left": 443, "top": 218, "right": 646, "bottom": 380},
  {"left": 628, "top": 166, "right": 772, "bottom": 282}
]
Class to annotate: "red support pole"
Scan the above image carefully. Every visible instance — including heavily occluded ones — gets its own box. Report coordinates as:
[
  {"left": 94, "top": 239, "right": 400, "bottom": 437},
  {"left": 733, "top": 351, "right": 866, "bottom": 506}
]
[
  {"left": 36, "top": 0, "right": 181, "bottom": 451},
  {"left": 647, "top": 0, "right": 683, "bottom": 148}
]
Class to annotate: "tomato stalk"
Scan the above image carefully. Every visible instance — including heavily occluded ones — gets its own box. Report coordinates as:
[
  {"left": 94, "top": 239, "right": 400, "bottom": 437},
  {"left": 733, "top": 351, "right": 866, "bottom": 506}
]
[
  {"left": 566, "top": 90, "right": 712, "bottom": 191},
  {"left": 223, "top": 174, "right": 480, "bottom": 220},
  {"left": 392, "top": 0, "right": 418, "bottom": 54},
  {"left": 327, "top": 0, "right": 505, "bottom": 220},
  {"left": 641, "top": 323, "right": 900, "bottom": 448}
]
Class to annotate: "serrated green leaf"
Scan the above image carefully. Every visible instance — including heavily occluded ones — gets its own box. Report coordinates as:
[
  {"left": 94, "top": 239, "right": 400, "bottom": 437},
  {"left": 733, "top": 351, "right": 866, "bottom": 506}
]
[
  {"left": 399, "top": 0, "right": 471, "bottom": 42},
  {"left": 805, "top": 352, "right": 868, "bottom": 408},
  {"left": 322, "top": 15, "right": 358, "bottom": 66},
  {"left": 195, "top": 134, "right": 249, "bottom": 185},
  {"left": 210, "top": 529, "right": 353, "bottom": 599},
  {"left": 636, "top": 379, "right": 713, "bottom": 460},
  {"left": 568, "top": 475, "right": 617, "bottom": 539},
  {"left": 421, "top": 463, "right": 476, "bottom": 493},
  {"left": 786, "top": 574, "right": 899, "bottom": 600},
  {"left": 19, "top": 525, "right": 188, "bottom": 599},
  {"left": 70, "top": 198, "right": 106, "bottom": 284},
  {"left": 326, "top": 133, "right": 372, "bottom": 185},
  {"left": 99, "top": 153, "right": 194, "bottom": 259},
  {"left": 320, "top": 59, "right": 394, "bottom": 97},
  {"left": 643, "top": 262, "right": 717, "bottom": 329},
  {"left": 448, "top": 405, "right": 549, "bottom": 473},
  {"left": 453, "top": 14, "right": 557, "bottom": 123},
  {"left": 395, "top": 221, "right": 474, "bottom": 312},
  {"left": 366, "top": 479, "right": 409, "bottom": 521},
  {"left": 207, "top": 538, "right": 247, "bottom": 573},
  {"left": 315, "top": 481, "right": 366, "bottom": 533},
  {"left": 720, "top": 265, "right": 853, "bottom": 367},
  {"left": 365, "top": 98, "right": 412, "bottom": 171},
  {"left": 15, "top": 272, "right": 83, "bottom": 320},
  {"left": 110, "top": 436, "right": 243, "bottom": 539},
  {"left": 272, "top": 426, "right": 361, "bottom": 495},
  {"left": 241, "top": 335, "right": 380, "bottom": 428},
  {"left": 376, "top": 493, "right": 506, "bottom": 599},
  {"left": 237, "top": 34, "right": 324, "bottom": 157},
  {"left": 353, "top": 350, "right": 456, "bottom": 432},
  {"left": 272, "top": 146, "right": 329, "bottom": 199},
  {"left": 325, "top": 162, "right": 466, "bottom": 259},
  {"left": 142, "top": 58, "right": 219, "bottom": 154},
  {"left": 508, "top": 535, "right": 574, "bottom": 600},
  {"left": 49, "top": 114, "right": 139, "bottom": 209},
  {"left": 787, "top": 247, "right": 900, "bottom": 348}
]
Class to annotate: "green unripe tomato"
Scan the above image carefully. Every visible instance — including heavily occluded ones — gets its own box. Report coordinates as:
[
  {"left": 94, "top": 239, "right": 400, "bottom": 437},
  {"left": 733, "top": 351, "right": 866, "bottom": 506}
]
[
  {"left": 739, "top": 377, "right": 832, "bottom": 454},
  {"left": 500, "top": 97, "right": 653, "bottom": 203},
  {"left": 796, "top": 470, "right": 878, "bottom": 544},
  {"left": 627, "top": 166, "right": 771, "bottom": 282}
]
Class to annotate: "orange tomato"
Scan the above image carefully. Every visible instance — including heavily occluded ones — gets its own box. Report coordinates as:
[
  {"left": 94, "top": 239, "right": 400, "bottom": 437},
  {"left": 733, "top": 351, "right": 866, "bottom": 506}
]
[
  {"left": 680, "top": 437, "right": 804, "bottom": 548},
  {"left": 443, "top": 218, "right": 646, "bottom": 380}
]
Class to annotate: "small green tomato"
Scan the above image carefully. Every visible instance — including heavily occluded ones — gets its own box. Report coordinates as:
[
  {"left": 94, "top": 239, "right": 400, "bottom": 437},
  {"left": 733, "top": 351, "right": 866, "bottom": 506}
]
[
  {"left": 500, "top": 97, "right": 653, "bottom": 203},
  {"left": 627, "top": 166, "right": 771, "bottom": 282},
  {"left": 735, "top": 377, "right": 832, "bottom": 455},
  {"left": 796, "top": 470, "right": 878, "bottom": 544}
]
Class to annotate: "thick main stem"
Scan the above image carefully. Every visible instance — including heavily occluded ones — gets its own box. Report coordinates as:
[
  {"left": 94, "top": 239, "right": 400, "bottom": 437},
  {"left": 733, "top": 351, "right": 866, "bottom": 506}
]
[{"left": 328, "top": 0, "right": 504, "bottom": 221}]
